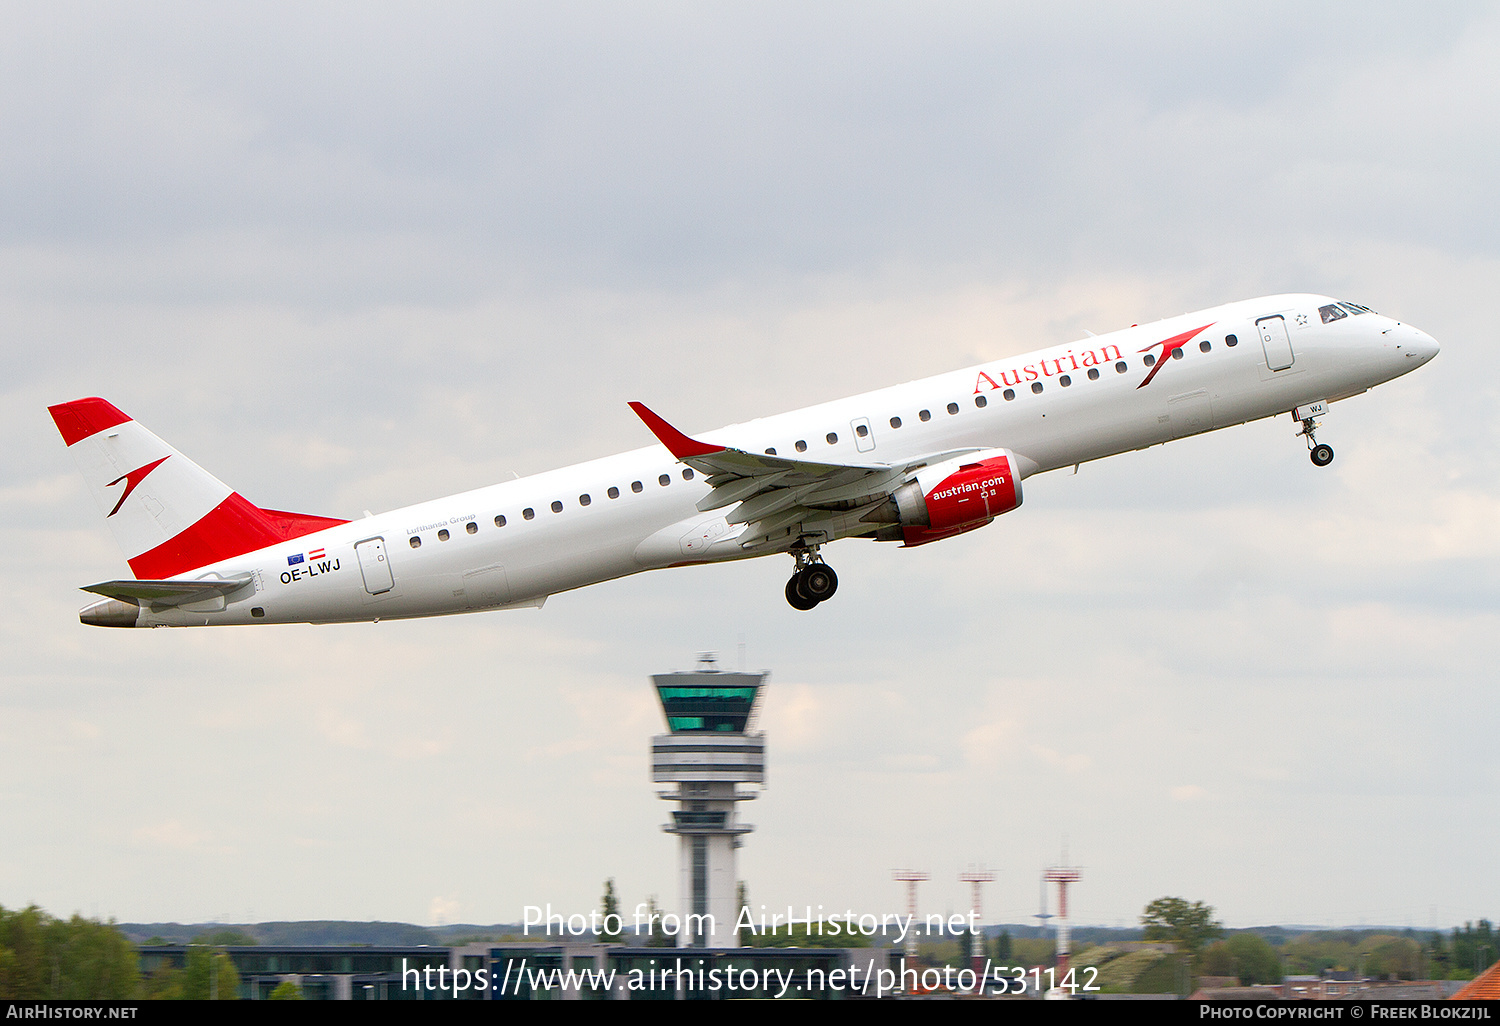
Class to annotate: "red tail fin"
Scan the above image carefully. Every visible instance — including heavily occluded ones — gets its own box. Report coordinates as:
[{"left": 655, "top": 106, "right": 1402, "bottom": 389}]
[{"left": 49, "top": 398, "right": 348, "bottom": 578}]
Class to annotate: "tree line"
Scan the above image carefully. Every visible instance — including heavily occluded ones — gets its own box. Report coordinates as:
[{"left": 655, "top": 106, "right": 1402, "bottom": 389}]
[
  {"left": 1133, "top": 898, "right": 1496, "bottom": 987},
  {"left": 0, "top": 905, "right": 245, "bottom": 1000}
]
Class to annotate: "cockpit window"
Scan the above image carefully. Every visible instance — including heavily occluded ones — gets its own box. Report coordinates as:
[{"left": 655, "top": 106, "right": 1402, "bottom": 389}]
[
  {"left": 1339, "top": 302, "right": 1373, "bottom": 315},
  {"left": 1319, "top": 304, "right": 1348, "bottom": 324}
]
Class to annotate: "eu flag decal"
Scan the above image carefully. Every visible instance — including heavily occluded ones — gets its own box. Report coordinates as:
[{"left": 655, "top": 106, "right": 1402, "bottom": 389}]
[{"left": 287, "top": 553, "right": 305, "bottom": 565}]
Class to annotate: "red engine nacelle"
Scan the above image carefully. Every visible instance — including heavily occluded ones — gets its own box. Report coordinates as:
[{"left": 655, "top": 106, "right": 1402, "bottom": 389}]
[{"left": 862, "top": 449, "right": 1024, "bottom": 546}]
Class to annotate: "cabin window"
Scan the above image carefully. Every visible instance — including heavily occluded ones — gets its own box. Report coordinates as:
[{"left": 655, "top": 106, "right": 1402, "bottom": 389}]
[
  {"left": 1087, "top": 367, "right": 1100, "bottom": 380},
  {"left": 826, "top": 432, "right": 838, "bottom": 444},
  {"left": 495, "top": 515, "right": 507, "bottom": 527},
  {"left": 1115, "top": 361, "right": 1128, "bottom": 373},
  {"left": 682, "top": 468, "right": 694, "bottom": 480},
  {"left": 410, "top": 536, "right": 421, "bottom": 548},
  {"left": 659, "top": 474, "right": 670, "bottom": 486},
  {"left": 579, "top": 494, "right": 591, "bottom": 506},
  {"left": 890, "top": 416, "right": 902, "bottom": 428},
  {"left": 943, "top": 402, "right": 956, "bottom": 415},
  {"left": 1031, "top": 382, "right": 1044, "bottom": 394},
  {"left": 919, "top": 409, "right": 931, "bottom": 422},
  {"left": 1171, "top": 348, "right": 1184, "bottom": 359},
  {"left": 523, "top": 507, "right": 535, "bottom": 520},
  {"left": 1199, "top": 340, "right": 1211, "bottom": 353},
  {"left": 251, "top": 606, "right": 265, "bottom": 618},
  {"left": 856, "top": 423, "right": 869, "bottom": 436},
  {"left": 607, "top": 487, "right": 619, "bottom": 499},
  {"left": 466, "top": 521, "right": 478, "bottom": 534},
  {"left": 438, "top": 529, "right": 449, "bottom": 541},
  {"left": 1144, "top": 354, "right": 1156, "bottom": 367},
  {"left": 795, "top": 440, "right": 807, "bottom": 452},
  {"left": 1003, "top": 388, "right": 1015, "bottom": 401},
  {"left": 765, "top": 448, "right": 776, "bottom": 455},
  {"left": 974, "top": 395, "right": 987, "bottom": 408},
  {"left": 1225, "top": 334, "right": 1237, "bottom": 347},
  {"left": 551, "top": 501, "right": 563, "bottom": 512},
  {"left": 1059, "top": 375, "right": 1071, "bottom": 386},
  {"left": 631, "top": 481, "right": 643, "bottom": 493}
]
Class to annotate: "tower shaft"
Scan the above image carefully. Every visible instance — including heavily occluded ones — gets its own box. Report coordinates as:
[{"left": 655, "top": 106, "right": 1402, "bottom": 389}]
[{"left": 651, "top": 660, "right": 766, "bottom": 948}]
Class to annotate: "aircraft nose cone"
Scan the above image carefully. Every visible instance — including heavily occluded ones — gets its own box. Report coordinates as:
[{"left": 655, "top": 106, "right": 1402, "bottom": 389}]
[{"left": 1410, "top": 327, "right": 1440, "bottom": 364}]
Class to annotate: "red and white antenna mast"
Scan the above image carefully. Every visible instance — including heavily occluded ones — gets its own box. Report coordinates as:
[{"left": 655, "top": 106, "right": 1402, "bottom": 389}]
[
  {"left": 891, "top": 869, "right": 929, "bottom": 961},
  {"left": 1043, "top": 859, "right": 1082, "bottom": 979},
  {"left": 958, "top": 865, "right": 995, "bottom": 972}
]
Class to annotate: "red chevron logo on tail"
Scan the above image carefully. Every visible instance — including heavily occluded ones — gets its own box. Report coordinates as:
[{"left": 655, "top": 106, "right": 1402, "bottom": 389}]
[{"left": 106, "top": 456, "right": 169, "bottom": 517}]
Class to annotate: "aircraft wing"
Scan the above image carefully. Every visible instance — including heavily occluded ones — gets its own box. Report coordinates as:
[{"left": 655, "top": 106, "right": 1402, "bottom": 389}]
[
  {"left": 82, "top": 575, "right": 254, "bottom": 607},
  {"left": 629, "top": 402, "right": 980, "bottom": 544}
]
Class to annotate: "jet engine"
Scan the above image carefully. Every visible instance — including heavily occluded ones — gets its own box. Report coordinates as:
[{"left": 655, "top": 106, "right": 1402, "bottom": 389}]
[{"left": 862, "top": 448, "right": 1023, "bottom": 546}]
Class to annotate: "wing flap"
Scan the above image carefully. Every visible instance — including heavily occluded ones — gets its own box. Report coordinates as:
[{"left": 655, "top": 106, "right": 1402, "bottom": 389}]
[
  {"left": 695, "top": 471, "right": 791, "bottom": 512},
  {"left": 741, "top": 506, "right": 817, "bottom": 542},
  {"left": 725, "top": 483, "right": 822, "bottom": 525}
]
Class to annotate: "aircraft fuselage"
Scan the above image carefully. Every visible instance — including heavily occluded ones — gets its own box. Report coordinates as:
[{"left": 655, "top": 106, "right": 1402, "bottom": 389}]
[{"left": 56, "top": 293, "right": 1438, "bottom": 626}]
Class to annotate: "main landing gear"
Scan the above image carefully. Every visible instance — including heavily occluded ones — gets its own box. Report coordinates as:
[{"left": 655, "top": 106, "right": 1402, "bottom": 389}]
[
  {"left": 785, "top": 546, "right": 838, "bottom": 611},
  {"left": 1295, "top": 403, "right": 1335, "bottom": 468}
]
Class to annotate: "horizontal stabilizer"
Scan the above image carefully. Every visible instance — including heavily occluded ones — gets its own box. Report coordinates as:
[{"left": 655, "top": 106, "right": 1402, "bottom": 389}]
[{"left": 82, "top": 575, "right": 254, "bottom": 607}]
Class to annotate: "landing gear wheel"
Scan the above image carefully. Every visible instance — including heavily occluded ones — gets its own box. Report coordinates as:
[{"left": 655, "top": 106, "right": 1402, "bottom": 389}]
[
  {"left": 785, "top": 574, "right": 819, "bottom": 611},
  {"left": 800, "top": 564, "right": 838, "bottom": 602},
  {"left": 785, "top": 541, "right": 837, "bottom": 610},
  {"left": 1296, "top": 408, "right": 1335, "bottom": 468}
]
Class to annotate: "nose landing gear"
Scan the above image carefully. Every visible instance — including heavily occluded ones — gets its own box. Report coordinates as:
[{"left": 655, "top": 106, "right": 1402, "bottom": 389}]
[
  {"left": 1294, "top": 402, "right": 1334, "bottom": 467},
  {"left": 784, "top": 545, "right": 838, "bottom": 610}
]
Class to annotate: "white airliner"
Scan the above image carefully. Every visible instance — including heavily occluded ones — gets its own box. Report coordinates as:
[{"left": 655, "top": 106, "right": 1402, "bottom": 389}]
[{"left": 52, "top": 294, "right": 1437, "bottom": 626}]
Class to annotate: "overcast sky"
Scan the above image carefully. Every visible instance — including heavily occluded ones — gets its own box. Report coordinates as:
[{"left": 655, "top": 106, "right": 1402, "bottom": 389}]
[{"left": 3, "top": 2, "right": 1497, "bottom": 933}]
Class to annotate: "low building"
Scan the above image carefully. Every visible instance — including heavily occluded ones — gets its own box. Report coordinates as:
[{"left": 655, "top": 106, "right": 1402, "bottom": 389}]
[
  {"left": 137, "top": 942, "right": 889, "bottom": 1000},
  {"left": 137, "top": 944, "right": 456, "bottom": 1000}
]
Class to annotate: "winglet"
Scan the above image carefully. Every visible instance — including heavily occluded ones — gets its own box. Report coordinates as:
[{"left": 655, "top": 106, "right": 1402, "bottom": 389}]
[{"left": 628, "top": 402, "right": 726, "bottom": 459}]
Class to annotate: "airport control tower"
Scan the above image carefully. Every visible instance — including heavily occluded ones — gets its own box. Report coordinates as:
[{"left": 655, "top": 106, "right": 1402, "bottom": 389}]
[{"left": 651, "top": 655, "right": 766, "bottom": 948}]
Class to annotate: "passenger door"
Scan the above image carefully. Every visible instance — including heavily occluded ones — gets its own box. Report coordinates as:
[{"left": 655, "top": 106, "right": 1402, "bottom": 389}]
[
  {"left": 354, "top": 537, "right": 394, "bottom": 595},
  {"left": 1257, "top": 315, "right": 1295, "bottom": 372}
]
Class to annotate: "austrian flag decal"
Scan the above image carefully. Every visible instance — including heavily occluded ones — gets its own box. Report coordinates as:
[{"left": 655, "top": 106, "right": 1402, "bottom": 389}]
[{"left": 280, "top": 546, "right": 342, "bottom": 585}]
